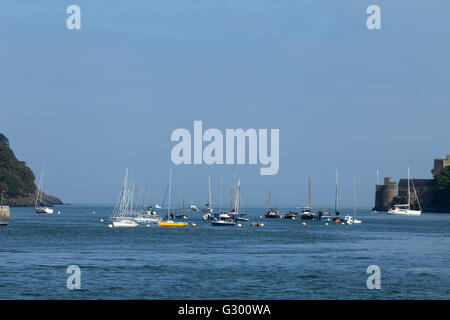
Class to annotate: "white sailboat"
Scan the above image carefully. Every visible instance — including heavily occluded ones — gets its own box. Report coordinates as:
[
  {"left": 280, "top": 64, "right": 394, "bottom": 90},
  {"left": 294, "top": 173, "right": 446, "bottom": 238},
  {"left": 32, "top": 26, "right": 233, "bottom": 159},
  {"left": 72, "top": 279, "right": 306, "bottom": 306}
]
[
  {"left": 135, "top": 187, "right": 162, "bottom": 224},
  {"left": 110, "top": 169, "right": 138, "bottom": 228},
  {"left": 189, "top": 184, "right": 198, "bottom": 211},
  {"left": 34, "top": 165, "right": 54, "bottom": 215},
  {"left": 202, "top": 170, "right": 213, "bottom": 213},
  {"left": 388, "top": 167, "right": 422, "bottom": 216},
  {"left": 344, "top": 179, "right": 362, "bottom": 224}
]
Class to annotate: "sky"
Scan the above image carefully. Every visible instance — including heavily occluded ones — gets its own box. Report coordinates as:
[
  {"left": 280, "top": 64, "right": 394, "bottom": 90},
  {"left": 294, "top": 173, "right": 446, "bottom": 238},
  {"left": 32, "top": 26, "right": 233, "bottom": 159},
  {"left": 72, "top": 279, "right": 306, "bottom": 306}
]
[{"left": 1, "top": 0, "right": 449, "bottom": 208}]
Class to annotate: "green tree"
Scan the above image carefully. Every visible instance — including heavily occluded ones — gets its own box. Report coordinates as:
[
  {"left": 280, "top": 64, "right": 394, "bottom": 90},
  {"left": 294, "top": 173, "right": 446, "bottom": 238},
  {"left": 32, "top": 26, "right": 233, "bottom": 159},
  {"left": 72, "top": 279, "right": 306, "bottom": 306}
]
[{"left": 432, "top": 166, "right": 450, "bottom": 211}]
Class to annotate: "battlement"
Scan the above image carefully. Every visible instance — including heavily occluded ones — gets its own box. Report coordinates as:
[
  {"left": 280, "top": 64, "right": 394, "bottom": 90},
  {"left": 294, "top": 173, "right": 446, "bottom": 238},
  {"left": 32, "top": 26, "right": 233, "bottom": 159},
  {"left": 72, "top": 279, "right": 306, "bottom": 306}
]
[{"left": 432, "top": 155, "right": 450, "bottom": 175}]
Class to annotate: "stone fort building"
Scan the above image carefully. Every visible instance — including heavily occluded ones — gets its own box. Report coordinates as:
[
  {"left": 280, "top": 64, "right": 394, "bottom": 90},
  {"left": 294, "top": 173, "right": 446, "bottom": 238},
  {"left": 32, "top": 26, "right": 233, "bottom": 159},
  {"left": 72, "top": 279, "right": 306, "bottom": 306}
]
[{"left": 373, "top": 155, "right": 450, "bottom": 211}]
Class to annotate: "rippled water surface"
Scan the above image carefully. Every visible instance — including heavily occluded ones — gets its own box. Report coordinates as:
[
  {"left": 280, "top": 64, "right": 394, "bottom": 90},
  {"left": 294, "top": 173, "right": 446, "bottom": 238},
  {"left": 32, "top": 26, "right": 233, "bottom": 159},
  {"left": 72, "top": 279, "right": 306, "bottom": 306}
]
[{"left": 0, "top": 205, "right": 449, "bottom": 299}]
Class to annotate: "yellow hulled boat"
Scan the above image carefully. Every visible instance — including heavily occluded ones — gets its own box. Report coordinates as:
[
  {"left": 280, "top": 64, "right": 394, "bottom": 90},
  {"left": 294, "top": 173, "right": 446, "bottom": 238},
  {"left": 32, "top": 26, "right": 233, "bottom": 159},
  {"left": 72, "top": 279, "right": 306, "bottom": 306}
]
[
  {"left": 158, "top": 169, "right": 189, "bottom": 228},
  {"left": 158, "top": 220, "right": 188, "bottom": 227}
]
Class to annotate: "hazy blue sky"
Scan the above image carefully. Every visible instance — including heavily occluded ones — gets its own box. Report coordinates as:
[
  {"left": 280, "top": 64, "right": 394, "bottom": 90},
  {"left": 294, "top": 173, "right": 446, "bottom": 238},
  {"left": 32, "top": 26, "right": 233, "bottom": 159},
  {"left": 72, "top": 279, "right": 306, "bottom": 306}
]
[{"left": 1, "top": 1, "right": 449, "bottom": 207}]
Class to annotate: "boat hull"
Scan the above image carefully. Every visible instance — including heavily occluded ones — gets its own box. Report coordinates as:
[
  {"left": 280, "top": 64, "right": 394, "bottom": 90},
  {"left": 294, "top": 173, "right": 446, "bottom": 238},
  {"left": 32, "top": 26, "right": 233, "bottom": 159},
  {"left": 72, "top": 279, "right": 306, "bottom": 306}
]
[
  {"left": 211, "top": 220, "right": 236, "bottom": 226},
  {"left": 387, "top": 209, "right": 421, "bottom": 216},
  {"left": 35, "top": 207, "right": 54, "bottom": 214},
  {"left": 158, "top": 221, "right": 189, "bottom": 227},
  {"left": 135, "top": 216, "right": 162, "bottom": 224},
  {"left": 112, "top": 220, "right": 138, "bottom": 228}
]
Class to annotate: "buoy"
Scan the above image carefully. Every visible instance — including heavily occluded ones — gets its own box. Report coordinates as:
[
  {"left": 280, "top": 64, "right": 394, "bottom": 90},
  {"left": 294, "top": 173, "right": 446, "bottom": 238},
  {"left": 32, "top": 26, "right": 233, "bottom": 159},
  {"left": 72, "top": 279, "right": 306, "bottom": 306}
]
[
  {"left": 58, "top": 211, "right": 61, "bottom": 214},
  {"left": 100, "top": 219, "right": 104, "bottom": 222},
  {"left": 301, "top": 222, "right": 307, "bottom": 226},
  {"left": 92, "top": 211, "right": 96, "bottom": 215},
  {"left": 237, "top": 224, "right": 242, "bottom": 227},
  {"left": 259, "top": 216, "right": 262, "bottom": 218},
  {"left": 341, "top": 222, "right": 345, "bottom": 225},
  {"left": 325, "top": 223, "right": 329, "bottom": 226},
  {"left": 108, "top": 224, "right": 113, "bottom": 228},
  {"left": 191, "top": 223, "right": 197, "bottom": 227},
  {"left": 146, "top": 224, "right": 150, "bottom": 227}
]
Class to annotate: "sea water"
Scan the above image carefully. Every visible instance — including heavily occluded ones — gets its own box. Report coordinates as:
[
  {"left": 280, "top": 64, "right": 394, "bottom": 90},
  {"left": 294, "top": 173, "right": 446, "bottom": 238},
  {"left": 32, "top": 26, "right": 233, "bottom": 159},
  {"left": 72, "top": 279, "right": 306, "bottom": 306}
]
[{"left": 0, "top": 205, "right": 449, "bottom": 299}]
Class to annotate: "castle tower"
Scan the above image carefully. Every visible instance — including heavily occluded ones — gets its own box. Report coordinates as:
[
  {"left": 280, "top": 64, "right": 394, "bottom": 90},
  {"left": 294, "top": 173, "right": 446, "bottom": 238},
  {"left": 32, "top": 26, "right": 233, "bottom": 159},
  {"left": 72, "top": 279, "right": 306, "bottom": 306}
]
[
  {"left": 374, "top": 177, "right": 398, "bottom": 211},
  {"left": 432, "top": 155, "right": 450, "bottom": 176}
]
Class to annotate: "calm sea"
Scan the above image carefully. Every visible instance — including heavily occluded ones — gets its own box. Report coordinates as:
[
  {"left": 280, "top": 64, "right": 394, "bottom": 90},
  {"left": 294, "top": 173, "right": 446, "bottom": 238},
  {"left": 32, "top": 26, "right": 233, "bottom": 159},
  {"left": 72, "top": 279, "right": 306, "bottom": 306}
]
[{"left": 0, "top": 205, "right": 449, "bottom": 299}]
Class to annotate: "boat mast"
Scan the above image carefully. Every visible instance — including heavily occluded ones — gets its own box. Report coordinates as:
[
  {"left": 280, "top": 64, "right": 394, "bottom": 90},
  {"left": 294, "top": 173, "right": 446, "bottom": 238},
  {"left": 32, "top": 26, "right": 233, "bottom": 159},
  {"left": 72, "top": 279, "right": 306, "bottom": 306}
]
[
  {"left": 208, "top": 169, "right": 212, "bottom": 208},
  {"left": 238, "top": 178, "right": 241, "bottom": 217},
  {"left": 230, "top": 189, "right": 233, "bottom": 217},
  {"left": 168, "top": 168, "right": 172, "bottom": 219},
  {"left": 308, "top": 177, "right": 311, "bottom": 210},
  {"left": 219, "top": 172, "right": 223, "bottom": 213},
  {"left": 335, "top": 170, "right": 339, "bottom": 214},
  {"left": 353, "top": 179, "right": 356, "bottom": 217},
  {"left": 408, "top": 166, "right": 411, "bottom": 210}
]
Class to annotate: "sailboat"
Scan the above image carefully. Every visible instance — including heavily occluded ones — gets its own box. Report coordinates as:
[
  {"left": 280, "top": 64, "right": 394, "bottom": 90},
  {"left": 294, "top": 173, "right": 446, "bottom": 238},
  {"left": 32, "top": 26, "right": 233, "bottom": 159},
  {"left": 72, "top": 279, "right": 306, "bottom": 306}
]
[
  {"left": 333, "top": 170, "right": 341, "bottom": 223},
  {"left": 265, "top": 192, "right": 282, "bottom": 218},
  {"left": 234, "top": 178, "right": 248, "bottom": 222},
  {"left": 158, "top": 169, "right": 189, "bottom": 227},
  {"left": 202, "top": 170, "right": 213, "bottom": 213},
  {"left": 388, "top": 167, "right": 422, "bottom": 216},
  {"left": 344, "top": 179, "right": 362, "bottom": 224},
  {"left": 189, "top": 185, "right": 199, "bottom": 211},
  {"left": 211, "top": 188, "right": 237, "bottom": 226},
  {"left": 109, "top": 169, "right": 138, "bottom": 228},
  {"left": 34, "top": 165, "right": 54, "bottom": 215},
  {"left": 175, "top": 196, "right": 188, "bottom": 220},
  {"left": 301, "top": 178, "right": 315, "bottom": 220},
  {"left": 135, "top": 187, "right": 163, "bottom": 224}
]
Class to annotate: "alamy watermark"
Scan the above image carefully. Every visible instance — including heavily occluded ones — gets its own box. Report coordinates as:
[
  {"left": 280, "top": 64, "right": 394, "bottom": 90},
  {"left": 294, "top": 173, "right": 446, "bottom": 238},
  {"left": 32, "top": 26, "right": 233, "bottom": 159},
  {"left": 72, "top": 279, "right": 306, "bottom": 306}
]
[
  {"left": 366, "top": 265, "right": 381, "bottom": 290},
  {"left": 170, "top": 121, "right": 279, "bottom": 175},
  {"left": 66, "top": 265, "right": 81, "bottom": 290}
]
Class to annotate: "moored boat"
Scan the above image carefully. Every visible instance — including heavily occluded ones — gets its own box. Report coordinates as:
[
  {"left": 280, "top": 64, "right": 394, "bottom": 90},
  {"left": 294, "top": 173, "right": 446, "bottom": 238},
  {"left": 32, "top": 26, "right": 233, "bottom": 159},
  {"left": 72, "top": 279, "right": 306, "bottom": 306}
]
[
  {"left": 265, "top": 193, "right": 282, "bottom": 218},
  {"left": 34, "top": 165, "right": 54, "bottom": 215},
  {"left": 284, "top": 211, "right": 297, "bottom": 220},
  {"left": 388, "top": 167, "right": 422, "bottom": 216},
  {"left": 300, "top": 178, "right": 315, "bottom": 220},
  {"left": 317, "top": 209, "right": 331, "bottom": 221},
  {"left": 158, "top": 169, "right": 189, "bottom": 228},
  {"left": 109, "top": 169, "right": 138, "bottom": 228}
]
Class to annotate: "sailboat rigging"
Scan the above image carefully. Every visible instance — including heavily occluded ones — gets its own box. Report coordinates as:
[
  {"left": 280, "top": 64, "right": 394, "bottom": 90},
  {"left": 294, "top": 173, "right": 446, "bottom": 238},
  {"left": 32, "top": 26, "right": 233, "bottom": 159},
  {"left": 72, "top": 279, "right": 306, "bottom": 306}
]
[
  {"left": 388, "top": 167, "right": 422, "bottom": 216},
  {"left": 34, "top": 164, "right": 54, "bottom": 215},
  {"left": 158, "top": 169, "right": 189, "bottom": 227}
]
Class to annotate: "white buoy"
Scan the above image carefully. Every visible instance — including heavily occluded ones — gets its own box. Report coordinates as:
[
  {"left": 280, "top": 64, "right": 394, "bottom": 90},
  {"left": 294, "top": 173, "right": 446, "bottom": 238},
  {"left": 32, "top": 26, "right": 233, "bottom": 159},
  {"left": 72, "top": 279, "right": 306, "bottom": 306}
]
[
  {"left": 108, "top": 224, "right": 113, "bottom": 228},
  {"left": 100, "top": 219, "right": 104, "bottom": 222},
  {"left": 301, "top": 222, "right": 307, "bottom": 226},
  {"left": 237, "top": 223, "right": 242, "bottom": 227},
  {"left": 146, "top": 224, "right": 150, "bottom": 227},
  {"left": 325, "top": 223, "right": 329, "bottom": 226},
  {"left": 191, "top": 223, "right": 197, "bottom": 227},
  {"left": 58, "top": 211, "right": 61, "bottom": 214}
]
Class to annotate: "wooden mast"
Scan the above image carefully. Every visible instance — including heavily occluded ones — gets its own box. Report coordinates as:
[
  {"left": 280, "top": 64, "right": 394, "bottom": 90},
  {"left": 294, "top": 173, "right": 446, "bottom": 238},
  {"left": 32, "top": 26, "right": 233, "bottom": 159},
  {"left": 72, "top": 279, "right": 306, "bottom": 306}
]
[{"left": 238, "top": 179, "right": 241, "bottom": 217}]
